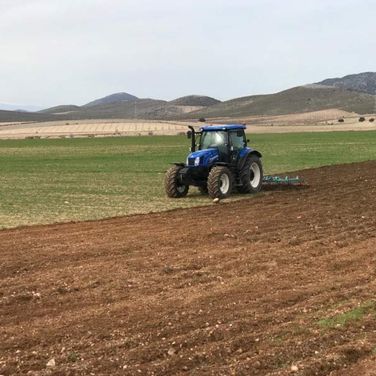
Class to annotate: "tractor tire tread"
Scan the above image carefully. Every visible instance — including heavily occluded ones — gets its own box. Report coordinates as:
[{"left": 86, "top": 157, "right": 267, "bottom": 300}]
[
  {"left": 165, "top": 165, "right": 189, "bottom": 198},
  {"left": 238, "top": 155, "right": 263, "bottom": 193},
  {"left": 207, "top": 166, "right": 233, "bottom": 199}
]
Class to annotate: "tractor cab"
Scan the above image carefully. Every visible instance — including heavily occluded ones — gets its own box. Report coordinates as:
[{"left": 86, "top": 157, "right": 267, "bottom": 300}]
[
  {"left": 201, "top": 125, "right": 247, "bottom": 163},
  {"left": 187, "top": 124, "right": 251, "bottom": 167},
  {"left": 165, "top": 124, "right": 263, "bottom": 199}
]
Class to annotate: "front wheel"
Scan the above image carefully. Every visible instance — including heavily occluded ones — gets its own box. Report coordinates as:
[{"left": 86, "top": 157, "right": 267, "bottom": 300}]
[
  {"left": 207, "top": 166, "right": 233, "bottom": 199},
  {"left": 238, "top": 155, "right": 263, "bottom": 193},
  {"left": 165, "top": 165, "right": 189, "bottom": 198}
]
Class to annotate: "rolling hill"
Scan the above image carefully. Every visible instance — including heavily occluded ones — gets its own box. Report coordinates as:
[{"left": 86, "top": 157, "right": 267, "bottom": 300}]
[
  {"left": 39, "top": 105, "right": 81, "bottom": 115},
  {"left": 0, "top": 109, "right": 53, "bottom": 122},
  {"left": 1, "top": 72, "right": 375, "bottom": 123},
  {"left": 169, "top": 95, "right": 221, "bottom": 106},
  {"left": 185, "top": 85, "right": 375, "bottom": 119},
  {"left": 84, "top": 92, "right": 138, "bottom": 107},
  {"left": 317, "top": 72, "right": 376, "bottom": 95}
]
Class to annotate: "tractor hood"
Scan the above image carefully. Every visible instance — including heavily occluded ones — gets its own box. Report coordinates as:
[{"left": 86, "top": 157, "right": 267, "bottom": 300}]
[{"left": 187, "top": 148, "right": 219, "bottom": 167}]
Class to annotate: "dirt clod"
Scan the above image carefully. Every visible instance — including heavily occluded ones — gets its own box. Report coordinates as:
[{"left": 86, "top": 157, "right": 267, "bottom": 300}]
[{"left": 46, "top": 358, "right": 56, "bottom": 368}]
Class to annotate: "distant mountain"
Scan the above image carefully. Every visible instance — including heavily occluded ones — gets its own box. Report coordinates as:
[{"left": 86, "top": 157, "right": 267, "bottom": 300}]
[
  {"left": 39, "top": 105, "right": 81, "bottom": 114},
  {"left": 0, "top": 109, "right": 53, "bottom": 122},
  {"left": 170, "top": 95, "right": 221, "bottom": 107},
  {"left": 1, "top": 73, "right": 376, "bottom": 124},
  {"left": 73, "top": 98, "right": 168, "bottom": 119},
  {"left": 84, "top": 92, "right": 138, "bottom": 107},
  {"left": 186, "top": 86, "right": 375, "bottom": 119},
  {"left": 317, "top": 72, "right": 376, "bottom": 95},
  {"left": 0, "top": 103, "right": 44, "bottom": 112}
]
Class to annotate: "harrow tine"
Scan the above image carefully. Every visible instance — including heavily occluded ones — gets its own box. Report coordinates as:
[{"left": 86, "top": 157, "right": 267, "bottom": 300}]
[{"left": 262, "top": 175, "right": 306, "bottom": 186}]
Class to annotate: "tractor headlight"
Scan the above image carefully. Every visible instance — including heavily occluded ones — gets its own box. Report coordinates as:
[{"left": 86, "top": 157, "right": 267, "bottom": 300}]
[{"left": 194, "top": 157, "right": 200, "bottom": 166}]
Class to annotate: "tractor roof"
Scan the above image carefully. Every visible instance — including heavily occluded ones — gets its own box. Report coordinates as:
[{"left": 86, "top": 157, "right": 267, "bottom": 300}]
[{"left": 200, "top": 124, "right": 246, "bottom": 132}]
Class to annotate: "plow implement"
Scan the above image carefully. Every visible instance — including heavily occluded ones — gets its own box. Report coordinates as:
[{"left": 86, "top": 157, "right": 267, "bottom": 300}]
[{"left": 262, "top": 175, "right": 306, "bottom": 186}]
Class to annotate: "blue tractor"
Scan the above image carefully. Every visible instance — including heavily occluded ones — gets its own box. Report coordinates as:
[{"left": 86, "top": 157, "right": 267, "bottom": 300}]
[{"left": 165, "top": 124, "right": 263, "bottom": 199}]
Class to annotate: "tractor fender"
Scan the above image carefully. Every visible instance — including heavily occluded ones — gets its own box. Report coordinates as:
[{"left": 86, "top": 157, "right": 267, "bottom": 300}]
[
  {"left": 172, "top": 162, "right": 185, "bottom": 167},
  {"left": 208, "top": 162, "right": 229, "bottom": 172},
  {"left": 238, "top": 150, "right": 262, "bottom": 171},
  {"left": 213, "top": 162, "right": 229, "bottom": 167}
]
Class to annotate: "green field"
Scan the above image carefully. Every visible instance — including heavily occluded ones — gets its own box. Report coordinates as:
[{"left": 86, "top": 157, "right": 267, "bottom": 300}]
[{"left": 1, "top": 131, "right": 375, "bottom": 229}]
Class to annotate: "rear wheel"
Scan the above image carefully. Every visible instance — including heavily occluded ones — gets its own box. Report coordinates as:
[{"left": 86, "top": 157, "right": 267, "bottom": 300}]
[
  {"left": 238, "top": 155, "right": 263, "bottom": 193},
  {"left": 165, "top": 165, "right": 189, "bottom": 198},
  {"left": 207, "top": 166, "right": 233, "bottom": 199}
]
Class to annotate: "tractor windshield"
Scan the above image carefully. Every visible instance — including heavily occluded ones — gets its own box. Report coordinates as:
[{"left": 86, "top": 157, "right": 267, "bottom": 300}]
[{"left": 200, "top": 131, "right": 227, "bottom": 150}]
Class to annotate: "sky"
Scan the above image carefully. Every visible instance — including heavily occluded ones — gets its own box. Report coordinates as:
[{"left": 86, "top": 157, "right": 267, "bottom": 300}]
[{"left": 0, "top": 0, "right": 375, "bottom": 108}]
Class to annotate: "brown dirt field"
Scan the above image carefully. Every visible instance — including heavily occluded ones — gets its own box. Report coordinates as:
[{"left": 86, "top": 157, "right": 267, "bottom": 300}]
[{"left": 1, "top": 161, "right": 376, "bottom": 376}]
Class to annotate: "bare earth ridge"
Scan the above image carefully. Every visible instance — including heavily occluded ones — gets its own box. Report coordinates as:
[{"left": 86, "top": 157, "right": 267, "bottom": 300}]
[{"left": 1, "top": 161, "right": 376, "bottom": 375}]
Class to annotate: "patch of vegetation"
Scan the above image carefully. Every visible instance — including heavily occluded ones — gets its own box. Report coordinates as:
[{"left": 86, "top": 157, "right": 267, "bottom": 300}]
[
  {"left": 67, "top": 351, "right": 79, "bottom": 362},
  {"left": 0, "top": 131, "right": 375, "bottom": 229},
  {"left": 318, "top": 301, "right": 376, "bottom": 328}
]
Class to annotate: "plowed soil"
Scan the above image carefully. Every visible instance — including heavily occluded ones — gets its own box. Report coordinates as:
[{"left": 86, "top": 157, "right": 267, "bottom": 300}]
[{"left": 1, "top": 161, "right": 376, "bottom": 376}]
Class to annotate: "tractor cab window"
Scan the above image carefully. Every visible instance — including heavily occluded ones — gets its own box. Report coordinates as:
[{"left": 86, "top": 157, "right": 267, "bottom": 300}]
[
  {"left": 200, "top": 131, "right": 227, "bottom": 150},
  {"left": 229, "top": 130, "right": 246, "bottom": 150}
]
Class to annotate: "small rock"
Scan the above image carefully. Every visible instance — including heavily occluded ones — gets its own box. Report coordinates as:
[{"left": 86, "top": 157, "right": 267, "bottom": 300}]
[
  {"left": 32, "top": 292, "right": 41, "bottom": 299},
  {"left": 291, "top": 364, "right": 299, "bottom": 372},
  {"left": 46, "top": 358, "right": 56, "bottom": 368},
  {"left": 213, "top": 198, "right": 220, "bottom": 204},
  {"left": 168, "top": 347, "right": 175, "bottom": 356},
  {"left": 253, "top": 360, "right": 261, "bottom": 368}
]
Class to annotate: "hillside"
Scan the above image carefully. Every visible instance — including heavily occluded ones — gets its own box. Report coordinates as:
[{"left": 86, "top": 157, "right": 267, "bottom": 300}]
[
  {"left": 170, "top": 95, "right": 221, "bottom": 106},
  {"left": 60, "top": 86, "right": 374, "bottom": 120},
  {"left": 317, "top": 72, "right": 376, "bottom": 95},
  {"left": 39, "top": 105, "right": 81, "bottom": 114},
  {"left": 74, "top": 98, "right": 168, "bottom": 119},
  {"left": 0, "top": 109, "right": 53, "bottom": 123},
  {"left": 185, "top": 86, "right": 375, "bottom": 119},
  {"left": 3, "top": 85, "right": 374, "bottom": 122},
  {"left": 84, "top": 92, "right": 138, "bottom": 107},
  {"left": 1, "top": 72, "right": 376, "bottom": 123}
]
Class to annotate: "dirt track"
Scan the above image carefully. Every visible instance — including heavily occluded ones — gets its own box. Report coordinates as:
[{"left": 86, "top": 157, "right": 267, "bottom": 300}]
[{"left": 1, "top": 161, "right": 376, "bottom": 375}]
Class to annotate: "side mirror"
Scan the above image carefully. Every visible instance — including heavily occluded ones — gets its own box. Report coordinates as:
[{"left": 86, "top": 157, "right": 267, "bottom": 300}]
[
  {"left": 187, "top": 131, "right": 192, "bottom": 139},
  {"left": 247, "top": 139, "right": 250, "bottom": 143}
]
